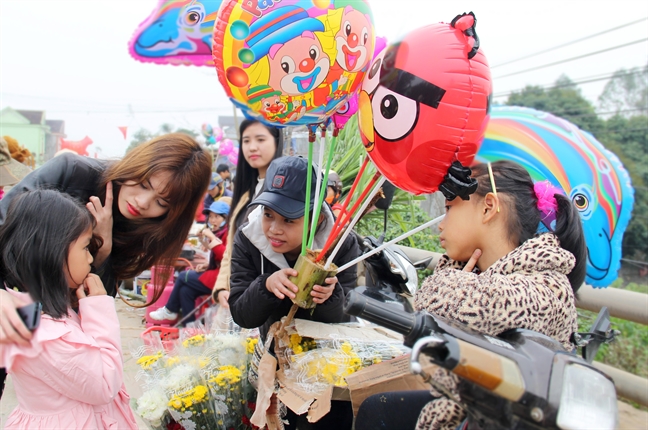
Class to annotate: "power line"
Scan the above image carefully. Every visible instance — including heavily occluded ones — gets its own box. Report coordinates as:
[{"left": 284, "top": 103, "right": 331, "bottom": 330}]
[
  {"left": 493, "top": 69, "right": 647, "bottom": 98},
  {"left": 492, "top": 17, "right": 648, "bottom": 69},
  {"left": 494, "top": 38, "right": 648, "bottom": 79}
]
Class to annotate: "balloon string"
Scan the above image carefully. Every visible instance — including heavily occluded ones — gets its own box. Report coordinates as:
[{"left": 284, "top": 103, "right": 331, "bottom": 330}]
[
  {"left": 324, "top": 175, "right": 385, "bottom": 269},
  {"left": 308, "top": 129, "right": 337, "bottom": 250},
  {"left": 336, "top": 214, "right": 446, "bottom": 274},
  {"left": 317, "top": 171, "right": 380, "bottom": 261},
  {"left": 301, "top": 134, "right": 315, "bottom": 257}
]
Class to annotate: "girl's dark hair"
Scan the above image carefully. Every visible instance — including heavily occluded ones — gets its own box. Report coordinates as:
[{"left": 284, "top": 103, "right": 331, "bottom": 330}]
[
  {"left": 230, "top": 120, "right": 283, "bottom": 229},
  {"left": 99, "top": 133, "right": 211, "bottom": 301},
  {"left": 471, "top": 161, "right": 587, "bottom": 291},
  {"left": 0, "top": 190, "right": 100, "bottom": 318}
]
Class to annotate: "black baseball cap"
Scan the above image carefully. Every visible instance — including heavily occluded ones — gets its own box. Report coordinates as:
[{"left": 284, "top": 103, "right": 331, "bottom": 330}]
[{"left": 249, "top": 156, "right": 319, "bottom": 219}]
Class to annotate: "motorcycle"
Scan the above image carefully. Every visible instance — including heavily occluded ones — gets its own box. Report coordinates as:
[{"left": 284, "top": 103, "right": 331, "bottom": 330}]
[
  {"left": 356, "top": 181, "right": 432, "bottom": 313},
  {"left": 356, "top": 233, "right": 420, "bottom": 313},
  {"left": 344, "top": 289, "right": 619, "bottom": 430}
]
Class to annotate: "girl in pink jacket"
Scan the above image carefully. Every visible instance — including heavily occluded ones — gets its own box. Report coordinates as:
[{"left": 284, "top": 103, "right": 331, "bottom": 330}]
[{"left": 0, "top": 189, "right": 137, "bottom": 429}]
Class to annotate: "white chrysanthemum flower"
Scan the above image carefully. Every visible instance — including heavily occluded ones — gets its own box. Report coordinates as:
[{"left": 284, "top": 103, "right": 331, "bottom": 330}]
[
  {"left": 162, "top": 363, "right": 200, "bottom": 391},
  {"left": 135, "top": 389, "right": 168, "bottom": 426}
]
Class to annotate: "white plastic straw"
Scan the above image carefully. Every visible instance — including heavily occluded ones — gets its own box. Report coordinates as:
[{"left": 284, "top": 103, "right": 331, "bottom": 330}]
[
  {"left": 311, "top": 132, "right": 326, "bottom": 228},
  {"left": 336, "top": 214, "right": 445, "bottom": 273},
  {"left": 324, "top": 176, "right": 386, "bottom": 269}
]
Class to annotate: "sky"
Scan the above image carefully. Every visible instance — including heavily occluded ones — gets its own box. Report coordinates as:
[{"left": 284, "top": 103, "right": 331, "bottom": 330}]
[{"left": 1, "top": 0, "right": 647, "bottom": 157}]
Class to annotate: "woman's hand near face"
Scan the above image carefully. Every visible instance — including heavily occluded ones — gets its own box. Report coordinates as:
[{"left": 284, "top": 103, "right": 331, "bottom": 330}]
[
  {"left": 311, "top": 276, "right": 337, "bottom": 304},
  {"left": 265, "top": 268, "right": 298, "bottom": 300},
  {"left": 87, "top": 181, "right": 113, "bottom": 267},
  {"left": 0, "top": 289, "right": 33, "bottom": 345}
]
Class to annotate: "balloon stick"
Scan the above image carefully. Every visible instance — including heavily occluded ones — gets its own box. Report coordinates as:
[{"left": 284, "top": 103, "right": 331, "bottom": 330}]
[
  {"left": 309, "top": 126, "right": 326, "bottom": 239},
  {"left": 336, "top": 214, "right": 445, "bottom": 273},
  {"left": 308, "top": 128, "right": 337, "bottom": 249},
  {"left": 324, "top": 176, "right": 386, "bottom": 269},
  {"left": 317, "top": 171, "right": 381, "bottom": 260},
  {"left": 301, "top": 132, "right": 315, "bottom": 256},
  {"left": 326, "top": 156, "right": 369, "bottom": 242}
]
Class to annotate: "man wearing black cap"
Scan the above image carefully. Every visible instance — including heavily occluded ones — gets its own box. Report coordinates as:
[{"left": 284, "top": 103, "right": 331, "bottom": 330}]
[{"left": 228, "top": 156, "right": 358, "bottom": 429}]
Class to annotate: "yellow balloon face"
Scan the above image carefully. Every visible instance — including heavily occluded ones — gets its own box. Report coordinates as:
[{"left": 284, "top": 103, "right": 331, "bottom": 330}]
[{"left": 213, "top": 0, "right": 375, "bottom": 127}]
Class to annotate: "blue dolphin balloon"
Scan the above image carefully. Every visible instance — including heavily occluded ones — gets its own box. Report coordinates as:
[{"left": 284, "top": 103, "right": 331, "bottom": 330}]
[{"left": 129, "top": 0, "right": 222, "bottom": 66}]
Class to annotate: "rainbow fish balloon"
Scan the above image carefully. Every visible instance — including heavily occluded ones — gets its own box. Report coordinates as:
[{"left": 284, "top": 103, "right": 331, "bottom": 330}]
[
  {"left": 476, "top": 106, "right": 634, "bottom": 287},
  {"left": 129, "top": 0, "right": 223, "bottom": 66}
]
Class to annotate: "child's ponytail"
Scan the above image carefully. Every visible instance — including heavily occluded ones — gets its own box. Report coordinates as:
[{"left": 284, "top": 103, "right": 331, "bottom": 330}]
[{"left": 553, "top": 194, "right": 587, "bottom": 292}]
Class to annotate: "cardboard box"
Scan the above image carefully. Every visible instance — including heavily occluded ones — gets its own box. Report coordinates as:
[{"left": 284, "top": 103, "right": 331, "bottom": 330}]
[
  {"left": 345, "top": 354, "right": 432, "bottom": 415},
  {"left": 266, "top": 318, "right": 428, "bottom": 423}
]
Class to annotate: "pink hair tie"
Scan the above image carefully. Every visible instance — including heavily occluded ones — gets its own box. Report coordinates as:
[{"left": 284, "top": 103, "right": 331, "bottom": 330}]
[{"left": 534, "top": 180, "right": 562, "bottom": 231}]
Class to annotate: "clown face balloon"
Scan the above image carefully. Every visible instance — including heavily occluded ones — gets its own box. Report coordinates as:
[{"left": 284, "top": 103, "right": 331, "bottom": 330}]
[
  {"left": 213, "top": 0, "right": 375, "bottom": 128},
  {"left": 358, "top": 13, "right": 492, "bottom": 195}
]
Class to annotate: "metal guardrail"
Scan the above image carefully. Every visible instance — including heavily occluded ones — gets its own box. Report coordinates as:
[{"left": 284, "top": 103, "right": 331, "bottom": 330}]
[{"left": 394, "top": 245, "right": 648, "bottom": 407}]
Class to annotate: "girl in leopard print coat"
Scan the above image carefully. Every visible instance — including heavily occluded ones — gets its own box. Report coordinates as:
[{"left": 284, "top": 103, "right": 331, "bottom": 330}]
[{"left": 356, "top": 161, "right": 587, "bottom": 430}]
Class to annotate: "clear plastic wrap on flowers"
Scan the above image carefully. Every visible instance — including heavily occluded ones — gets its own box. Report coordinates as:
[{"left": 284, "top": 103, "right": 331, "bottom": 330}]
[
  {"left": 163, "top": 362, "right": 220, "bottom": 430},
  {"left": 131, "top": 322, "right": 260, "bottom": 430},
  {"left": 282, "top": 334, "right": 409, "bottom": 394}
]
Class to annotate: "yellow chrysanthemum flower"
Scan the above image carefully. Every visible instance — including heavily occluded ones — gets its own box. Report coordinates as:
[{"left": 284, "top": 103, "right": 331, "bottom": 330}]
[
  {"left": 136, "top": 351, "right": 163, "bottom": 370},
  {"left": 246, "top": 337, "right": 259, "bottom": 354},
  {"left": 182, "top": 334, "right": 206, "bottom": 348}
]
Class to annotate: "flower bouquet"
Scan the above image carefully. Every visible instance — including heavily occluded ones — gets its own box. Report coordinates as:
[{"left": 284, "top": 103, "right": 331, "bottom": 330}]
[
  {"left": 131, "top": 325, "right": 260, "bottom": 430},
  {"left": 163, "top": 363, "right": 219, "bottom": 430},
  {"left": 282, "top": 333, "right": 408, "bottom": 394}
]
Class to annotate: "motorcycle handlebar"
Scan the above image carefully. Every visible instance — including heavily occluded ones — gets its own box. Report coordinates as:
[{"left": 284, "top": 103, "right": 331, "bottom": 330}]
[{"left": 344, "top": 290, "right": 417, "bottom": 336}]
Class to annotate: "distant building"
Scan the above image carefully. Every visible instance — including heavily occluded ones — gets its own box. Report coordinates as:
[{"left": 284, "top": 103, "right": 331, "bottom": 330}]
[{"left": 0, "top": 107, "right": 66, "bottom": 165}]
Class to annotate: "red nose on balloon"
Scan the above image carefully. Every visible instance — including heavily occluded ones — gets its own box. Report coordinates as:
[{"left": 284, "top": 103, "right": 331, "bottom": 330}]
[
  {"left": 358, "top": 12, "right": 492, "bottom": 195},
  {"left": 348, "top": 33, "right": 358, "bottom": 48},
  {"left": 300, "top": 58, "right": 315, "bottom": 73}
]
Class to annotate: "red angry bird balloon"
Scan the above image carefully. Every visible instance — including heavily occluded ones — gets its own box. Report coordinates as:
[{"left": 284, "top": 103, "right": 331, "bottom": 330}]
[{"left": 357, "top": 12, "right": 492, "bottom": 195}]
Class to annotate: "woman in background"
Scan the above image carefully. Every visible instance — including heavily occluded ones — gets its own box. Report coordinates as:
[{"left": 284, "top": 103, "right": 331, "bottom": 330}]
[{"left": 211, "top": 119, "right": 283, "bottom": 308}]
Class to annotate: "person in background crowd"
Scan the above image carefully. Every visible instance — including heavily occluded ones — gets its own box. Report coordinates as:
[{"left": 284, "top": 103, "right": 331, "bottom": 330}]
[
  {"left": 211, "top": 119, "right": 283, "bottom": 308},
  {"left": 217, "top": 163, "right": 232, "bottom": 190},
  {"left": 325, "top": 170, "right": 343, "bottom": 216},
  {"left": 152, "top": 200, "right": 230, "bottom": 324},
  {"left": 197, "top": 173, "right": 233, "bottom": 223}
]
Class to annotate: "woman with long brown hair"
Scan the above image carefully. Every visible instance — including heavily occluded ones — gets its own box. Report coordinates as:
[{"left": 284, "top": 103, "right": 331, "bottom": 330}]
[{"left": 0, "top": 133, "right": 212, "bottom": 344}]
